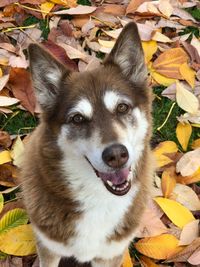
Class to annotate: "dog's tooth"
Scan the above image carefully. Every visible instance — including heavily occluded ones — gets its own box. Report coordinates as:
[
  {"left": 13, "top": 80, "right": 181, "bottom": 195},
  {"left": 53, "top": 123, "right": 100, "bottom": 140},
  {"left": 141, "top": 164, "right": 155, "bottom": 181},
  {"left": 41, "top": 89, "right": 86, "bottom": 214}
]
[
  {"left": 107, "top": 180, "right": 113, "bottom": 187},
  {"left": 112, "top": 185, "right": 116, "bottom": 191}
]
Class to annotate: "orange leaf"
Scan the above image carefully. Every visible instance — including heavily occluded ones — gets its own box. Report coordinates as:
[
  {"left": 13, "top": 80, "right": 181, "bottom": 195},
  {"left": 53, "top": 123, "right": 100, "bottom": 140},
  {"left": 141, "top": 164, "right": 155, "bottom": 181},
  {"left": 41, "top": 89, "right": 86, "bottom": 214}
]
[
  {"left": 161, "top": 169, "right": 176, "bottom": 198},
  {"left": 135, "top": 234, "right": 181, "bottom": 260},
  {"left": 139, "top": 255, "right": 160, "bottom": 267},
  {"left": 153, "top": 141, "right": 178, "bottom": 167},
  {"left": 178, "top": 167, "right": 200, "bottom": 185},
  {"left": 122, "top": 249, "right": 133, "bottom": 267},
  {"left": 176, "top": 122, "right": 192, "bottom": 151},
  {"left": 153, "top": 48, "right": 189, "bottom": 79},
  {"left": 192, "top": 138, "right": 200, "bottom": 149}
]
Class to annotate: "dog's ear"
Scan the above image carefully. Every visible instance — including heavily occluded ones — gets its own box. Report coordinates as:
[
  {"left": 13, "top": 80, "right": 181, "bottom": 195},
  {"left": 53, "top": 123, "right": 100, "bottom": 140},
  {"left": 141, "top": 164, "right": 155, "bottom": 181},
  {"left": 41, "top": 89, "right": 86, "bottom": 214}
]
[
  {"left": 28, "top": 44, "right": 69, "bottom": 111},
  {"left": 104, "top": 22, "right": 147, "bottom": 84}
]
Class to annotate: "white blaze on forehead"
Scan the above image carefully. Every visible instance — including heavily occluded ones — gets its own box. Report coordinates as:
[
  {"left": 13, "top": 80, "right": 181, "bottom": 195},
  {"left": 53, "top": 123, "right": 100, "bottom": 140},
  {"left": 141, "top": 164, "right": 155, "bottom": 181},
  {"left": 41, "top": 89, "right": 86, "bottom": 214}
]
[
  {"left": 103, "top": 91, "right": 131, "bottom": 112},
  {"left": 69, "top": 98, "right": 93, "bottom": 118}
]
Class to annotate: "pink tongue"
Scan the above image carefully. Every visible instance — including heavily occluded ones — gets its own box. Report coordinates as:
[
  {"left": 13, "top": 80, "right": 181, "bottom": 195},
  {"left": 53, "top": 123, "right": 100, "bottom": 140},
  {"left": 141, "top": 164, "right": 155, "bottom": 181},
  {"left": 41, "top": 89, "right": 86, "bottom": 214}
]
[{"left": 98, "top": 168, "right": 129, "bottom": 185}]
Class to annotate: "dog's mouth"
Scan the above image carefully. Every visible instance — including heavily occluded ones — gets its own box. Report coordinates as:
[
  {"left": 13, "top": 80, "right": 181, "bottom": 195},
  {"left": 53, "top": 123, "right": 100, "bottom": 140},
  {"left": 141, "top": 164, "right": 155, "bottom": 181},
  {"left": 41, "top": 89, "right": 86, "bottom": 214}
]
[{"left": 86, "top": 158, "right": 132, "bottom": 196}]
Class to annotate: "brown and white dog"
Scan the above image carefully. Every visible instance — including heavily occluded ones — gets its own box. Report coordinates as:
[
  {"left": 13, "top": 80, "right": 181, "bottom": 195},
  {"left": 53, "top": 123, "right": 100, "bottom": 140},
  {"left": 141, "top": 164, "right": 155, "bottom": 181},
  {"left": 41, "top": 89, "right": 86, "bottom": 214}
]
[{"left": 20, "top": 22, "right": 153, "bottom": 267}]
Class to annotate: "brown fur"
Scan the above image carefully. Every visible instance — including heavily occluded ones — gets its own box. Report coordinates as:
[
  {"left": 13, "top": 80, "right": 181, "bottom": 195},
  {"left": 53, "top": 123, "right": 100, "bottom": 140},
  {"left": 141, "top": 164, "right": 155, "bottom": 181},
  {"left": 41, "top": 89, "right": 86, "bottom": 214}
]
[{"left": 20, "top": 22, "right": 153, "bottom": 267}]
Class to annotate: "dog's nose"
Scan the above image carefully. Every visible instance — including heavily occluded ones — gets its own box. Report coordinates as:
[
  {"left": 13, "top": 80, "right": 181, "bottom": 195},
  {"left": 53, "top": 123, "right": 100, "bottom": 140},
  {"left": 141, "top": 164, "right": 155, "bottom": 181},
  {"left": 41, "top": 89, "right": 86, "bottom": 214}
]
[{"left": 102, "top": 144, "right": 129, "bottom": 168}]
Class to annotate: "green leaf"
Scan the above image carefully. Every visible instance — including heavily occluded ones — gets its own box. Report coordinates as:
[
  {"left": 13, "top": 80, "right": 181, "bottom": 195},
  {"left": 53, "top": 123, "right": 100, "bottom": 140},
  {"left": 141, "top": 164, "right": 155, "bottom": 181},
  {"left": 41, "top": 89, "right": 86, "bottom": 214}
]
[
  {"left": 0, "top": 194, "right": 4, "bottom": 214},
  {"left": 0, "top": 208, "right": 29, "bottom": 234}
]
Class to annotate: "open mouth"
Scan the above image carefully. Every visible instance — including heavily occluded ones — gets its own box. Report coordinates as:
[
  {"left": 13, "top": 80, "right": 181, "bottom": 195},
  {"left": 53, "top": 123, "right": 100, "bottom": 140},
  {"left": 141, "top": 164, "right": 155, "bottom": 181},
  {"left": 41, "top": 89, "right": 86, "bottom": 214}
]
[{"left": 86, "top": 158, "right": 132, "bottom": 196}]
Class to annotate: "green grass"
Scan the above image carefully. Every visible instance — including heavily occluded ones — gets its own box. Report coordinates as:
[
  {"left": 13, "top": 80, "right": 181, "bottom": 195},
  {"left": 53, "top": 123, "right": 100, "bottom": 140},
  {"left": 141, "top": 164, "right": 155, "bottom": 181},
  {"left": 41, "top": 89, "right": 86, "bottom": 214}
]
[
  {"left": 186, "top": 6, "right": 200, "bottom": 21},
  {"left": 0, "top": 110, "right": 38, "bottom": 135}
]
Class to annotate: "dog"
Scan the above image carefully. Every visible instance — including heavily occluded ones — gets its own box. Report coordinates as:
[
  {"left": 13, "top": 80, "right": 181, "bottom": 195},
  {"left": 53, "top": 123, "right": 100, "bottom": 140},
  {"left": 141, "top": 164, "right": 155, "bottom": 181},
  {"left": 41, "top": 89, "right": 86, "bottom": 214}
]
[{"left": 20, "top": 22, "right": 153, "bottom": 267}]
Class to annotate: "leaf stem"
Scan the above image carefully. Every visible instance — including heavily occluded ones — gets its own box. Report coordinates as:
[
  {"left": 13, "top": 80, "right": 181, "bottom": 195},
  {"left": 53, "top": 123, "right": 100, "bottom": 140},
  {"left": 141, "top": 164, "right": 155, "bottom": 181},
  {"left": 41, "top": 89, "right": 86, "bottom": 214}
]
[
  {"left": 157, "top": 102, "right": 176, "bottom": 131},
  {"left": 14, "top": 2, "right": 51, "bottom": 14}
]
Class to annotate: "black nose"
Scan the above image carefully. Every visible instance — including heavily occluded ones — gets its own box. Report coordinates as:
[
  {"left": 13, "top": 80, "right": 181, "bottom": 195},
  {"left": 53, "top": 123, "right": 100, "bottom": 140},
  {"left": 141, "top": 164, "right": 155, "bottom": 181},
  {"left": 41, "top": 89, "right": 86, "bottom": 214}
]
[{"left": 102, "top": 144, "right": 129, "bottom": 168}]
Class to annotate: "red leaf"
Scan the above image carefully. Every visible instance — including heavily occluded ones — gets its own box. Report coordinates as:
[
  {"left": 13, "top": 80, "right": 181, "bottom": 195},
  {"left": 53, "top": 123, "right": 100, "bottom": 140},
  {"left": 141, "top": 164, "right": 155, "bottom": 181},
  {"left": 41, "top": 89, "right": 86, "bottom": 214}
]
[{"left": 8, "top": 68, "right": 36, "bottom": 114}]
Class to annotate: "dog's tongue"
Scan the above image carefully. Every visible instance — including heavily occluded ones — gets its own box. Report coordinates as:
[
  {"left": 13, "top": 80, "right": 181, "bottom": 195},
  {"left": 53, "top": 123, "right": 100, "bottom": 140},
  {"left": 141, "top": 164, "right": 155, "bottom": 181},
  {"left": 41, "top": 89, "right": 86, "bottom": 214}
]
[{"left": 98, "top": 168, "right": 129, "bottom": 185}]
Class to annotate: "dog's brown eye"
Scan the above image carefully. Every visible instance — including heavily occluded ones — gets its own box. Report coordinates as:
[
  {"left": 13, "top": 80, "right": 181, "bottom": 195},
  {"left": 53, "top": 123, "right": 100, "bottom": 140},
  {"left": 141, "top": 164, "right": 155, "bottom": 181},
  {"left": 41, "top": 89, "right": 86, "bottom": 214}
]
[
  {"left": 72, "top": 114, "right": 85, "bottom": 124},
  {"left": 117, "top": 103, "right": 129, "bottom": 114}
]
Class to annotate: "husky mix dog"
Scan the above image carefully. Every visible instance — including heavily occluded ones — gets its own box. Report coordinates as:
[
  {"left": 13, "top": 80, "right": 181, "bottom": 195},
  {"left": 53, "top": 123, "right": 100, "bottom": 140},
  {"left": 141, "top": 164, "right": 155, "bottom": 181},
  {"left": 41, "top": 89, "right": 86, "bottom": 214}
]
[{"left": 20, "top": 22, "right": 153, "bottom": 267}]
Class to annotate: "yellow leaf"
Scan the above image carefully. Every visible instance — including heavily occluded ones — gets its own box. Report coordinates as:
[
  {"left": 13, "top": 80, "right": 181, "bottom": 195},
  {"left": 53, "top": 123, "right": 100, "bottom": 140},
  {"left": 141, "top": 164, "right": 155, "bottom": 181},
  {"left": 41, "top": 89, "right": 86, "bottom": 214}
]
[
  {"left": 122, "top": 249, "right": 132, "bottom": 267},
  {"left": 135, "top": 234, "right": 180, "bottom": 260},
  {"left": 179, "top": 167, "right": 200, "bottom": 185},
  {"left": 0, "top": 224, "right": 36, "bottom": 256},
  {"left": 192, "top": 138, "right": 200, "bottom": 149},
  {"left": 10, "top": 136, "right": 24, "bottom": 168},
  {"left": 179, "top": 63, "right": 195, "bottom": 88},
  {"left": 142, "top": 41, "right": 157, "bottom": 63},
  {"left": 153, "top": 48, "right": 189, "bottom": 79},
  {"left": 50, "top": 0, "right": 77, "bottom": 6},
  {"left": 148, "top": 63, "right": 176, "bottom": 86},
  {"left": 139, "top": 255, "right": 160, "bottom": 267},
  {"left": 0, "top": 150, "right": 11, "bottom": 165},
  {"left": 154, "top": 197, "right": 195, "bottom": 228},
  {"left": 0, "top": 194, "right": 3, "bottom": 214},
  {"left": 40, "top": 2, "right": 55, "bottom": 19},
  {"left": 176, "top": 122, "right": 192, "bottom": 151},
  {"left": 176, "top": 81, "right": 199, "bottom": 114},
  {"left": 161, "top": 169, "right": 176, "bottom": 198},
  {"left": 0, "top": 68, "right": 2, "bottom": 78},
  {"left": 153, "top": 141, "right": 178, "bottom": 167}
]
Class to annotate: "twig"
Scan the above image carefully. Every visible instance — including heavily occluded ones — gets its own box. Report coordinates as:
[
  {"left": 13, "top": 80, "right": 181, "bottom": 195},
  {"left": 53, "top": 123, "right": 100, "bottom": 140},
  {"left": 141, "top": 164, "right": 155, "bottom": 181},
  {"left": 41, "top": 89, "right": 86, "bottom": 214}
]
[
  {"left": 14, "top": 2, "right": 51, "bottom": 14},
  {"left": 1, "top": 24, "right": 36, "bottom": 33},
  {"left": 157, "top": 102, "right": 176, "bottom": 131}
]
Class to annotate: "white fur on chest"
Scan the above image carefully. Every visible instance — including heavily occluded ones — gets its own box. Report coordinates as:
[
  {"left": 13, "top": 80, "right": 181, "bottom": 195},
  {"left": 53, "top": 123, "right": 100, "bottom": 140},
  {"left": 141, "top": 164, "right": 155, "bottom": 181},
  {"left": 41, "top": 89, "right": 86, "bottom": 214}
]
[{"left": 34, "top": 173, "right": 139, "bottom": 262}]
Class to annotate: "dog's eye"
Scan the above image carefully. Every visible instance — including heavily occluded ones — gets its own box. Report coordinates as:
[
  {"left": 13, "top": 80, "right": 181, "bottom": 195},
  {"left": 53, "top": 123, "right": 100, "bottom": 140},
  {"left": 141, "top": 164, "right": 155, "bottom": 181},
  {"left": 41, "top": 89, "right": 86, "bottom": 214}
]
[
  {"left": 71, "top": 114, "right": 86, "bottom": 124},
  {"left": 116, "top": 103, "right": 130, "bottom": 114}
]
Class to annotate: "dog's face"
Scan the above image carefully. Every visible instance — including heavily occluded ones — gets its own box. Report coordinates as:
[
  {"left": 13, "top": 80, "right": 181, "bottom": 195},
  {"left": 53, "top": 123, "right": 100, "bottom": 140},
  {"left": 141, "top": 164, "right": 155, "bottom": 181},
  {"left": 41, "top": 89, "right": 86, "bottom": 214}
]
[{"left": 28, "top": 23, "right": 151, "bottom": 197}]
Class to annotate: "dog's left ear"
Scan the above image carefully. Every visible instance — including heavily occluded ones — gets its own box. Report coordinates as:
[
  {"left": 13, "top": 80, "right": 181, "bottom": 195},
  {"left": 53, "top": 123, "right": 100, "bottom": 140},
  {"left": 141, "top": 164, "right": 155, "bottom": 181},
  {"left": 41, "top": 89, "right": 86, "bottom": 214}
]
[{"left": 104, "top": 22, "right": 147, "bottom": 84}]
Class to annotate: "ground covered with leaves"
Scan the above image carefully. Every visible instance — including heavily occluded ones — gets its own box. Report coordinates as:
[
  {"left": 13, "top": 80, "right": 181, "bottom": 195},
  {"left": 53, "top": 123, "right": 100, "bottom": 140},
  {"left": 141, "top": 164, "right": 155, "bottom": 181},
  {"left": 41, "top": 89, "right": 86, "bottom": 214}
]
[{"left": 0, "top": 0, "right": 200, "bottom": 266}]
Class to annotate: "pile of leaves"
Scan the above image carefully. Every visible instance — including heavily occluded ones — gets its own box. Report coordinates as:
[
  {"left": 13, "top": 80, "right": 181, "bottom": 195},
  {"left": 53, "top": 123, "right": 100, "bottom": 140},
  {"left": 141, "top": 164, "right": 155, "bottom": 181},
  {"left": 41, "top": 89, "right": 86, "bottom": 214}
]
[{"left": 0, "top": 0, "right": 200, "bottom": 266}]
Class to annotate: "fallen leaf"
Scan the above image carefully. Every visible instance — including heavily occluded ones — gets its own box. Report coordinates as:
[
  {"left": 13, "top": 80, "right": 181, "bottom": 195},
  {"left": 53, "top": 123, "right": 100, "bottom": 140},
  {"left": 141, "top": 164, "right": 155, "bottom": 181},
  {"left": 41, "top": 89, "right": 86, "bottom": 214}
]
[
  {"left": 10, "top": 136, "right": 25, "bottom": 168},
  {"left": 0, "top": 151, "right": 12, "bottom": 165},
  {"left": 176, "top": 122, "right": 192, "bottom": 151},
  {"left": 58, "top": 42, "right": 88, "bottom": 61},
  {"left": 98, "top": 39, "right": 115, "bottom": 48},
  {"left": 191, "top": 36, "right": 200, "bottom": 57},
  {"left": 135, "top": 234, "right": 181, "bottom": 260},
  {"left": 53, "top": 5, "right": 96, "bottom": 15},
  {"left": 0, "top": 194, "right": 3, "bottom": 214},
  {"left": 192, "top": 138, "right": 200, "bottom": 149},
  {"left": 188, "top": 248, "right": 200, "bottom": 265},
  {"left": 161, "top": 169, "right": 176, "bottom": 198},
  {"left": 152, "top": 31, "right": 172, "bottom": 43},
  {"left": 172, "top": 183, "right": 200, "bottom": 211},
  {"left": 176, "top": 148, "right": 200, "bottom": 176},
  {"left": 153, "top": 141, "right": 178, "bottom": 168},
  {"left": 0, "top": 96, "right": 19, "bottom": 107},
  {"left": 8, "top": 68, "right": 36, "bottom": 114},
  {"left": 179, "top": 220, "right": 199, "bottom": 246},
  {"left": 40, "top": 2, "right": 54, "bottom": 19},
  {"left": 126, "top": 0, "right": 147, "bottom": 14},
  {"left": 154, "top": 197, "right": 195, "bottom": 228},
  {"left": 176, "top": 81, "right": 199, "bottom": 114},
  {"left": 122, "top": 249, "right": 132, "bottom": 267},
  {"left": 50, "top": 0, "right": 76, "bottom": 6},
  {"left": 0, "top": 74, "right": 9, "bottom": 91},
  {"left": 179, "top": 63, "right": 195, "bottom": 88},
  {"left": 0, "top": 131, "right": 12, "bottom": 148},
  {"left": 139, "top": 255, "right": 160, "bottom": 267},
  {"left": 158, "top": 0, "right": 173, "bottom": 17},
  {"left": 153, "top": 48, "right": 189, "bottom": 79},
  {"left": 142, "top": 40, "right": 158, "bottom": 63},
  {"left": 0, "top": 224, "right": 36, "bottom": 256},
  {"left": 178, "top": 167, "right": 200, "bottom": 185}
]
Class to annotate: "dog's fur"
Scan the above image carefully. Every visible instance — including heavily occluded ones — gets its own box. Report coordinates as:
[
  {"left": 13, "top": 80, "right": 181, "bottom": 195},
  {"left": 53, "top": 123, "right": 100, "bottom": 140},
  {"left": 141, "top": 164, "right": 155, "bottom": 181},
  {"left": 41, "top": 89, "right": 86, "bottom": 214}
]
[{"left": 20, "top": 22, "right": 153, "bottom": 267}]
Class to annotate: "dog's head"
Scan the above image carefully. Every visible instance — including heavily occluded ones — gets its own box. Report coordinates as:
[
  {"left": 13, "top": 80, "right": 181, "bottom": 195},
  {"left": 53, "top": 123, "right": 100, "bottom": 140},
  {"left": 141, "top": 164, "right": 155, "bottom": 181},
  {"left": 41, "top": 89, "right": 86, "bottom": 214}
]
[{"left": 28, "top": 22, "right": 151, "bottom": 197}]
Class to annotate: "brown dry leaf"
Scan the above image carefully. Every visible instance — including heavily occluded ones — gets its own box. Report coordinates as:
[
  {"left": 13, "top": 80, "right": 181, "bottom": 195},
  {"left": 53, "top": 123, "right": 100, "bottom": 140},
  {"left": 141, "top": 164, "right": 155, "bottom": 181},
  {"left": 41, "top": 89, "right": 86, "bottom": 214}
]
[
  {"left": 176, "top": 81, "right": 199, "bottom": 114},
  {"left": 161, "top": 169, "right": 176, "bottom": 198},
  {"left": 103, "top": 4, "right": 126, "bottom": 16},
  {"left": 53, "top": 5, "right": 96, "bottom": 15},
  {"left": 0, "top": 131, "right": 11, "bottom": 148},
  {"left": 0, "top": 164, "right": 16, "bottom": 187},
  {"left": 167, "top": 237, "right": 200, "bottom": 263},
  {"left": 188, "top": 248, "right": 200, "bottom": 265},
  {"left": 8, "top": 68, "right": 36, "bottom": 114},
  {"left": 158, "top": 0, "right": 173, "bottom": 17},
  {"left": 178, "top": 167, "right": 200, "bottom": 185},
  {"left": 172, "top": 183, "right": 200, "bottom": 211},
  {"left": 179, "top": 219, "right": 199, "bottom": 246},
  {"left": 176, "top": 148, "right": 200, "bottom": 176},
  {"left": 58, "top": 42, "right": 88, "bottom": 61},
  {"left": 153, "top": 141, "right": 178, "bottom": 168},
  {"left": 176, "top": 122, "right": 192, "bottom": 151},
  {"left": 135, "top": 234, "right": 182, "bottom": 260},
  {"left": 137, "top": 207, "right": 168, "bottom": 238},
  {"left": 0, "top": 74, "right": 9, "bottom": 91},
  {"left": 126, "top": 0, "right": 148, "bottom": 14},
  {"left": 192, "top": 138, "right": 200, "bottom": 149},
  {"left": 153, "top": 48, "right": 189, "bottom": 79}
]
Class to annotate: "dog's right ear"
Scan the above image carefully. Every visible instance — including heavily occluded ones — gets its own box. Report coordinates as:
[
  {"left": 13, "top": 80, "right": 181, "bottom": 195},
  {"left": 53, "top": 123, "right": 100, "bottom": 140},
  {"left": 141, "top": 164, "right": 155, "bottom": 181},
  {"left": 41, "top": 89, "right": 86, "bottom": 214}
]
[{"left": 28, "top": 44, "right": 69, "bottom": 111}]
